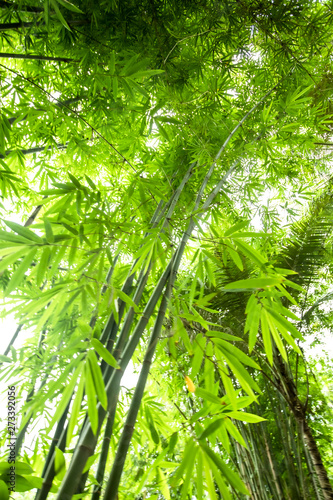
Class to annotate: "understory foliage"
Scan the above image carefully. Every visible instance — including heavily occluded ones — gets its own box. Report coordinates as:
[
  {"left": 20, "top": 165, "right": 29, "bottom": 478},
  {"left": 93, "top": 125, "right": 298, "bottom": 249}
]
[{"left": 0, "top": 0, "right": 332, "bottom": 499}]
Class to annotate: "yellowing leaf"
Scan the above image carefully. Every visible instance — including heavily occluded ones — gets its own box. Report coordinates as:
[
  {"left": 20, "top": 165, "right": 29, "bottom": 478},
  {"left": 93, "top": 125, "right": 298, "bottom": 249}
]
[{"left": 185, "top": 375, "right": 195, "bottom": 393}]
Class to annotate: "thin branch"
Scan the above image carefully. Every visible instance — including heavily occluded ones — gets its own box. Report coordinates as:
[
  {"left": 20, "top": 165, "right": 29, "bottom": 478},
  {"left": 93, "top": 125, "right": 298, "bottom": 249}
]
[
  {"left": 0, "top": 143, "right": 67, "bottom": 159},
  {"left": 0, "top": 52, "right": 75, "bottom": 62}
]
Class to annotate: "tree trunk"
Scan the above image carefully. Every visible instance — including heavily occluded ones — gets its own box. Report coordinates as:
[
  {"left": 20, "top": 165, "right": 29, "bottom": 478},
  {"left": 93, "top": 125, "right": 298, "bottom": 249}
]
[
  {"left": 302, "top": 419, "right": 333, "bottom": 500},
  {"left": 276, "top": 355, "right": 333, "bottom": 499}
]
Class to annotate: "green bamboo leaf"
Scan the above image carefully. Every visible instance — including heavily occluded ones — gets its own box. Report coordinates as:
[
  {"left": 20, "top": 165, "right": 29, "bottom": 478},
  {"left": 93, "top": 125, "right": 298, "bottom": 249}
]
[
  {"left": 224, "top": 221, "right": 249, "bottom": 236},
  {"left": 196, "top": 451, "right": 204, "bottom": 500},
  {"left": 190, "top": 336, "right": 205, "bottom": 379},
  {"left": 177, "top": 317, "right": 193, "bottom": 354},
  {"left": 0, "top": 480, "right": 9, "bottom": 500},
  {"left": 91, "top": 338, "right": 120, "bottom": 368},
  {"left": 0, "top": 245, "right": 28, "bottom": 257},
  {"left": 264, "top": 305, "right": 303, "bottom": 340},
  {"left": 245, "top": 296, "right": 261, "bottom": 352},
  {"left": 0, "top": 247, "right": 30, "bottom": 273},
  {"left": 82, "top": 453, "right": 99, "bottom": 474},
  {"left": 203, "top": 453, "right": 218, "bottom": 500},
  {"left": 66, "top": 370, "right": 84, "bottom": 447},
  {"left": 225, "top": 411, "right": 266, "bottom": 423},
  {"left": 265, "top": 310, "right": 288, "bottom": 361},
  {"left": 217, "top": 347, "right": 261, "bottom": 395},
  {"left": 85, "top": 359, "right": 99, "bottom": 435},
  {"left": 201, "top": 442, "right": 249, "bottom": 495},
  {"left": 54, "top": 447, "right": 66, "bottom": 480},
  {"left": 47, "top": 365, "right": 82, "bottom": 431},
  {"left": 170, "top": 439, "right": 196, "bottom": 487},
  {"left": 180, "top": 444, "right": 198, "bottom": 500},
  {"left": 267, "top": 313, "right": 302, "bottom": 354},
  {"left": 157, "top": 468, "right": 170, "bottom": 500},
  {"left": 113, "top": 77, "right": 118, "bottom": 99},
  {"left": 4, "top": 221, "right": 43, "bottom": 243},
  {"left": 208, "top": 457, "right": 233, "bottom": 500},
  {"left": 44, "top": 217, "right": 54, "bottom": 243},
  {"left": 226, "top": 245, "right": 243, "bottom": 270},
  {"left": 87, "top": 350, "right": 108, "bottom": 410},
  {"left": 224, "top": 418, "right": 247, "bottom": 448},
  {"left": 224, "top": 277, "right": 282, "bottom": 290},
  {"left": 116, "top": 288, "right": 139, "bottom": 311},
  {"left": 260, "top": 308, "right": 273, "bottom": 364},
  {"left": 68, "top": 172, "right": 82, "bottom": 188},
  {"left": 199, "top": 418, "right": 225, "bottom": 440},
  {"left": 5, "top": 247, "right": 38, "bottom": 296},
  {"left": 0, "top": 230, "right": 33, "bottom": 245},
  {"left": 56, "top": 0, "right": 83, "bottom": 14},
  {"left": 219, "top": 367, "right": 238, "bottom": 410},
  {"left": 195, "top": 387, "right": 223, "bottom": 405},
  {"left": 50, "top": 0, "right": 71, "bottom": 30},
  {"left": 0, "top": 462, "right": 33, "bottom": 475},
  {"left": 145, "top": 406, "right": 160, "bottom": 444},
  {"left": 212, "top": 339, "right": 261, "bottom": 369},
  {"left": 0, "top": 355, "right": 12, "bottom": 363},
  {"left": 284, "top": 279, "right": 305, "bottom": 292},
  {"left": 233, "top": 239, "right": 266, "bottom": 267}
]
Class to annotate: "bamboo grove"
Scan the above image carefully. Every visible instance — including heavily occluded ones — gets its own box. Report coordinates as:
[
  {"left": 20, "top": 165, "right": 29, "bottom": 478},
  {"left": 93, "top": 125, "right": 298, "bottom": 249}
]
[{"left": 0, "top": 0, "right": 332, "bottom": 499}]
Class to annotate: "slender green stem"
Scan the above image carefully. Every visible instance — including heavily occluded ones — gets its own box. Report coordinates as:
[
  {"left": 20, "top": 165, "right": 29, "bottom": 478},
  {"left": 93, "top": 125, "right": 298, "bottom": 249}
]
[
  {"left": 0, "top": 52, "right": 75, "bottom": 62},
  {"left": 103, "top": 273, "right": 173, "bottom": 499},
  {"left": 91, "top": 397, "right": 118, "bottom": 500}
]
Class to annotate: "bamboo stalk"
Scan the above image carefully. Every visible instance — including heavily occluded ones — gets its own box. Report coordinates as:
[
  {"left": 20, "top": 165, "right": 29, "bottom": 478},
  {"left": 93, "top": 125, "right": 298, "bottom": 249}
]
[
  {"left": 103, "top": 272, "right": 173, "bottom": 499},
  {"left": 91, "top": 406, "right": 117, "bottom": 500},
  {"left": 0, "top": 52, "right": 75, "bottom": 62},
  {"left": 1, "top": 324, "right": 22, "bottom": 358},
  {"left": 0, "top": 143, "right": 67, "bottom": 159},
  {"left": 0, "top": 20, "right": 88, "bottom": 31}
]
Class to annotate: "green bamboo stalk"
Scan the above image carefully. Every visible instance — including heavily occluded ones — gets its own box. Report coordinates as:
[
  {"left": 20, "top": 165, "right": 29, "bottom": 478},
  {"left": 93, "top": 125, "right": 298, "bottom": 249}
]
[
  {"left": 91, "top": 405, "right": 117, "bottom": 500},
  {"left": 0, "top": 52, "right": 75, "bottom": 62},
  {"left": 1, "top": 325, "right": 22, "bottom": 358},
  {"left": 99, "top": 199, "right": 167, "bottom": 348},
  {"left": 0, "top": 143, "right": 67, "bottom": 159},
  {"left": 103, "top": 272, "right": 173, "bottom": 499}
]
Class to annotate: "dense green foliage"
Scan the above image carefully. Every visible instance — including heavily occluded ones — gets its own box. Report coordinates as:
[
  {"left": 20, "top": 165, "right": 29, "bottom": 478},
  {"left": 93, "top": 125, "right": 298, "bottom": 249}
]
[{"left": 0, "top": 0, "right": 333, "bottom": 499}]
